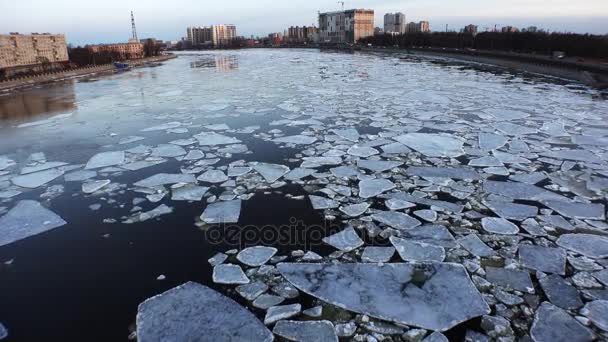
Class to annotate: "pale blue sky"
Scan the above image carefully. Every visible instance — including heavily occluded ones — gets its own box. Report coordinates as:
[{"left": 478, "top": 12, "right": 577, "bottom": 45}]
[{"left": 1, "top": 0, "right": 607, "bottom": 45}]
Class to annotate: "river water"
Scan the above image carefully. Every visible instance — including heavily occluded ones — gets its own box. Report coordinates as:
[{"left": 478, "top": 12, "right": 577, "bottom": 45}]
[{"left": 0, "top": 49, "right": 607, "bottom": 341}]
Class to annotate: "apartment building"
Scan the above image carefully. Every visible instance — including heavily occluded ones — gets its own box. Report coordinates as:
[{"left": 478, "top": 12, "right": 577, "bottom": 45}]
[
  {"left": 0, "top": 33, "right": 68, "bottom": 69},
  {"left": 318, "top": 9, "right": 374, "bottom": 44}
]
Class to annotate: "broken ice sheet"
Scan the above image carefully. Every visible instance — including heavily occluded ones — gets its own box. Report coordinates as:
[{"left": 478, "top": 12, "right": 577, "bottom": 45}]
[
  {"left": 171, "top": 185, "right": 208, "bottom": 201},
  {"left": 347, "top": 145, "right": 379, "bottom": 157},
  {"left": 309, "top": 195, "right": 338, "bottom": 210},
  {"left": 236, "top": 246, "right": 277, "bottom": 267},
  {"left": 393, "top": 133, "right": 465, "bottom": 157},
  {"left": 197, "top": 170, "right": 228, "bottom": 183},
  {"left": 134, "top": 173, "right": 196, "bottom": 188},
  {"left": 406, "top": 166, "right": 479, "bottom": 180},
  {"left": 557, "top": 234, "right": 608, "bottom": 259},
  {"left": 136, "top": 282, "right": 272, "bottom": 342},
  {"left": 371, "top": 211, "right": 421, "bottom": 230},
  {"left": 485, "top": 267, "right": 534, "bottom": 293},
  {"left": 357, "top": 160, "right": 403, "bottom": 173},
  {"left": 361, "top": 246, "right": 395, "bottom": 263},
  {"left": 390, "top": 237, "right": 445, "bottom": 262},
  {"left": 519, "top": 245, "right": 566, "bottom": 275},
  {"left": 339, "top": 202, "right": 370, "bottom": 217},
  {"left": 331, "top": 128, "right": 360, "bottom": 142},
  {"left": 194, "top": 132, "right": 241, "bottom": 146},
  {"left": 82, "top": 179, "right": 111, "bottom": 194},
  {"left": 0, "top": 200, "right": 67, "bottom": 247},
  {"left": 85, "top": 151, "right": 125, "bottom": 170},
  {"left": 213, "top": 264, "right": 249, "bottom": 284},
  {"left": 530, "top": 302, "right": 593, "bottom": 342},
  {"left": 481, "top": 217, "right": 519, "bottom": 235},
  {"left": 277, "top": 262, "right": 490, "bottom": 332},
  {"left": 0, "top": 156, "right": 16, "bottom": 171},
  {"left": 457, "top": 234, "right": 495, "bottom": 257},
  {"left": 251, "top": 163, "right": 290, "bottom": 183},
  {"left": 273, "top": 135, "right": 317, "bottom": 145},
  {"left": 200, "top": 200, "right": 242, "bottom": 224},
  {"left": 20, "top": 161, "right": 68, "bottom": 175},
  {"left": 322, "top": 225, "right": 364, "bottom": 252},
  {"left": 12, "top": 168, "right": 64, "bottom": 188},
  {"left": 358, "top": 179, "right": 395, "bottom": 199},
  {"left": 273, "top": 320, "right": 338, "bottom": 342},
  {"left": 478, "top": 132, "right": 508, "bottom": 151},
  {"left": 150, "top": 144, "right": 187, "bottom": 158}
]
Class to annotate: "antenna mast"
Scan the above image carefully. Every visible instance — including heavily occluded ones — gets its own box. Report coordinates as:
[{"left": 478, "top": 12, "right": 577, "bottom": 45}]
[{"left": 131, "top": 11, "right": 138, "bottom": 41}]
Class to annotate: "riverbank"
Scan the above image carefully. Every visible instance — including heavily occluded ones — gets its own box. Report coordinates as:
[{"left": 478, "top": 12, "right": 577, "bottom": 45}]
[
  {"left": 0, "top": 54, "right": 177, "bottom": 93},
  {"left": 325, "top": 45, "right": 608, "bottom": 88}
]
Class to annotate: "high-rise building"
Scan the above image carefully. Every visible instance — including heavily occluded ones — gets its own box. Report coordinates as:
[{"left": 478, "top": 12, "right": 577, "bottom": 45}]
[
  {"left": 406, "top": 21, "right": 430, "bottom": 33},
  {"left": 464, "top": 24, "right": 478, "bottom": 34},
  {"left": 318, "top": 9, "right": 374, "bottom": 44},
  {"left": 187, "top": 25, "right": 237, "bottom": 47},
  {"left": 384, "top": 13, "right": 406, "bottom": 34},
  {"left": 501, "top": 26, "right": 519, "bottom": 33},
  {"left": 287, "top": 26, "right": 318, "bottom": 43},
  {"left": 0, "top": 33, "right": 68, "bottom": 70}
]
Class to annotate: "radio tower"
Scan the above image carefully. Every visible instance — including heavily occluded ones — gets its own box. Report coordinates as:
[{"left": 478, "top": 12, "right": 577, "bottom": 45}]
[{"left": 131, "top": 11, "right": 138, "bottom": 42}]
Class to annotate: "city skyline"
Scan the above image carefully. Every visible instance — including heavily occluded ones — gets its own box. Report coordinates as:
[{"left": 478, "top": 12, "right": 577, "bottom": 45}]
[{"left": 2, "top": 0, "right": 607, "bottom": 45}]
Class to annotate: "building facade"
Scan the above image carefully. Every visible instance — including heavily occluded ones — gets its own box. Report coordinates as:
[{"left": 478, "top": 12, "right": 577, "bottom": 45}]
[
  {"left": 187, "top": 25, "right": 237, "bottom": 47},
  {"left": 287, "top": 26, "right": 318, "bottom": 43},
  {"left": 87, "top": 43, "right": 144, "bottom": 60},
  {"left": 384, "top": 13, "right": 406, "bottom": 34},
  {"left": 0, "top": 33, "right": 68, "bottom": 70},
  {"left": 318, "top": 9, "right": 374, "bottom": 44},
  {"left": 406, "top": 21, "right": 431, "bottom": 33},
  {"left": 502, "top": 26, "right": 519, "bottom": 33}
]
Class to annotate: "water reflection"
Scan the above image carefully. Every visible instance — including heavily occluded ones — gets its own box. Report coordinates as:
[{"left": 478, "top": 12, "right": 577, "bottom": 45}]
[
  {"left": 190, "top": 54, "right": 238, "bottom": 71},
  {"left": 0, "top": 82, "right": 76, "bottom": 122}
]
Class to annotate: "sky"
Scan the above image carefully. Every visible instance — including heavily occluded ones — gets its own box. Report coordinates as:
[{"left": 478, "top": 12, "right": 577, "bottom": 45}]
[{"left": 1, "top": 0, "right": 607, "bottom": 45}]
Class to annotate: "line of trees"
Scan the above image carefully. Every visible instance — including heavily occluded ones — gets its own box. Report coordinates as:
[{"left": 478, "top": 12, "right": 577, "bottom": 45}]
[
  {"left": 360, "top": 32, "right": 608, "bottom": 59},
  {"left": 68, "top": 47, "right": 122, "bottom": 67}
]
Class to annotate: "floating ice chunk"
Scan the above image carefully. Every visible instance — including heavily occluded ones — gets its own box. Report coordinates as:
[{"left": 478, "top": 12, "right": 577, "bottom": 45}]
[
  {"left": 361, "top": 246, "right": 395, "bottom": 263},
  {"left": 581, "top": 300, "right": 608, "bottom": 332},
  {"left": 380, "top": 142, "right": 411, "bottom": 154},
  {"left": 140, "top": 121, "right": 182, "bottom": 132},
  {"left": 119, "top": 136, "right": 145, "bottom": 145},
  {"left": 136, "top": 282, "right": 272, "bottom": 342},
  {"left": 557, "top": 234, "right": 608, "bottom": 259},
  {"left": 277, "top": 262, "right": 490, "bottom": 332},
  {"left": 347, "top": 145, "right": 379, "bottom": 157},
  {"left": 169, "top": 138, "right": 197, "bottom": 146},
  {"left": 385, "top": 198, "right": 416, "bottom": 210},
  {"left": 264, "top": 304, "right": 302, "bottom": 325},
  {"left": 519, "top": 245, "right": 566, "bottom": 275},
  {"left": 236, "top": 281, "right": 269, "bottom": 301},
  {"left": 406, "top": 166, "right": 479, "bottom": 180},
  {"left": 200, "top": 200, "right": 242, "bottom": 224},
  {"left": 237, "top": 246, "right": 278, "bottom": 267},
  {"left": 423, "top": 332, "right": 449, "bottom": 342},
  {"left": 483, "top": 181, "right": 567, "bottom": 202},
  {"left": 371, "top": 211, "right": 421, "bottom": 230},
  {"left": 357, "top": 160, "right": 403, "bottom": 172},
  {"left": 539, "top": 215, "right": 574, "bottom": 231},
  {"left": 330, "top": 166, "right": 360, "bottom": 178},
  {"left": 485, "top": 267, "right": 534, "bottom": 293},
  {"left": 390, "top": 193, "right": 464, "bottom": 213},
  {"left": 205, "top": 124, "right": 230, "bottom": 131},
  {"left": 414, "top": 209, "right": 437, "bottom": 222},
  {"left": 182, "top": 150, "right": 205, "bottom": 161},
  {"left": 469, "top": 156, "right": 503, "bottom": 167},
  {"left": 284, "top": 168, "right": 314, "bottom": 181},
  {"left": 481, "top": 217, "right": 519, "bottom": 235},
  {"left": 20, "top": 161, "right": 68, "bottom": 175},
  {"left": 332, "top": 128, "right": 360, "bottom": 142},
  {"left": 213, "top": 264, "right": 249, "bottom": 284},
  {"left": 542, "top": 200, "right": 605, "bottom": 220},
  {"left": 539, "top": 275, "right": 583, "bottom": 310},
  {"left": 358, "top": 179, "right": 395, "bottom": 198},
  {"left": 252, "top": 163, "right": 290, "bottom": 183},
  {"left": 194, "top": 132, "right": 241, "bottom": 146},
  {"left": 309, "top": 195, "right": 338, "bottom": 210},
  {"left": 322, "top": 226, "right": 364, "bottom": 252},
  {"left": 339, "top": 203, "right": 370, "bottom": 217},
  {"left": 82, "top": 179, "right": 111, "bottom": 194},
  {"left": 227, "top": 166, "right": 252, "bottom": 177},
  {"left": 85, "top": 151, "right": 125, "bottom": 170},
  {"left": 0, "top": 322, "right": 6, "bottom": 340},
  {"left": 197, "top": 170, "right": 228, "bottom": 183},
  {"left": 530, "top": 302, "right": 593, "bottom": 342},
  {"left": 479, "top": 133, "right": 508, "bottom": 151},
  {"left": 273, "top": 135, "right": 317, "bottom": 145},
  {"left": 138, "top": 204, "right": 173, "bottom": 222},
  {"left": 390, "top": 237, "right": 445, "bottom": 262},
  {"left": 457, "top": 234, "right": 495, "bottom": 257},
  {"left": 0, "top": 200, "right": 66, "bottom": 247},
  {"left": 273, "top": 320, "right": 338, "bottom": 342},
  {"left": 509, "top": 172, "right": 547, "bottom": 185},
  {"left": 253, "top": 294, "right": 285, "bottom": 310},
  {"left": 64, "top": 170, "right": 97, "bottom": 182},
  {"left": 541, "top": 121, "right": 569, "bottom": 137},
  {"left": 150, "top": 144, "right": 186, "bottom": 158},
  {"left": 171, "top": 185, "right": 208, "bottom": 201},
  {"left": 12, "top": 168, "right": 64, "bottom": 188},
  {"left": 484, "top": 201, "right": 538, "bottom": 221},
  {"left": 0, "top": 189, "right": 21, "bottom": 199},
  {"left": 541, "top": 149, "right": 603, "bottom": 163},
  {"left": 134, "top": 173, "right": 196, "bottom": 188},
  {"left": 0, "top": 156, "right": 16, "bottom": 171},
  {"left": 301, "top": 157, "right": 342, "bottom": 168},
  {"left": 493, "top": 122, "right": 538, "bottom": 136},
  {"left": 393, "top": 133, "right": 465, "bottom": 157}
]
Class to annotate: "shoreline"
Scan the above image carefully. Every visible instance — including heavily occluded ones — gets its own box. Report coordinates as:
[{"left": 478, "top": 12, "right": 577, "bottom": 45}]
[{"left": 0, "top": 54, "right": 177, "bottom": 93}]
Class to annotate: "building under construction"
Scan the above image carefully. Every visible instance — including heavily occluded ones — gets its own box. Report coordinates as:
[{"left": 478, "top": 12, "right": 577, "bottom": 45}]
[{"left": 318, "top": 9, "right": 374, "bottom": 44}]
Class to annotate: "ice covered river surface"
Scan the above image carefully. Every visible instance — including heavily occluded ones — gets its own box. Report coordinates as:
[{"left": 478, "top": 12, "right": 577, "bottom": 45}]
[{"left": 1, "top": 49, "right": 608, "bottom": 342}]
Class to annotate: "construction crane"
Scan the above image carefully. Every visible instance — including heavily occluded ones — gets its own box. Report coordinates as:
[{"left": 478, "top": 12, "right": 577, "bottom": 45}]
[
  {"left": 338, "top": 1, "right": 344, "bottom": 10},
  {"left": 131, "top": 11, "right": 138, "bottom": 42}
]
